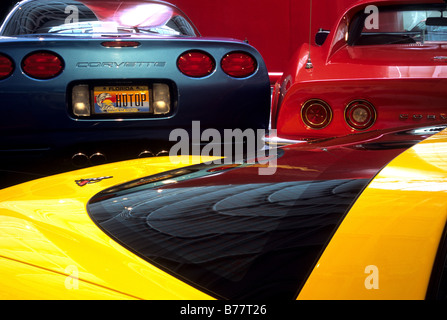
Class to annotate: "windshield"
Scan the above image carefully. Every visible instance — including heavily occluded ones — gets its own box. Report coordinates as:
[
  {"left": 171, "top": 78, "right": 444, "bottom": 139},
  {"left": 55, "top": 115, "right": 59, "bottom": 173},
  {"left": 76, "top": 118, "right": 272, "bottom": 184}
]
[
  {"left": 349, "top": 4, "right": 447, "bottom": 45},
  {"left": 1, "top": 0, "right": 198, "bottom": 37}
]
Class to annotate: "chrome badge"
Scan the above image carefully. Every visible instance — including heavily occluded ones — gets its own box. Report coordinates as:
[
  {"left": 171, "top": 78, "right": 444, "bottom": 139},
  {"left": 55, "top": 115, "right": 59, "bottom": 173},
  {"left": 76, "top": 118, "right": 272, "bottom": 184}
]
[{"left": 75, "top": 176, "right": 113, "bottom": 187}]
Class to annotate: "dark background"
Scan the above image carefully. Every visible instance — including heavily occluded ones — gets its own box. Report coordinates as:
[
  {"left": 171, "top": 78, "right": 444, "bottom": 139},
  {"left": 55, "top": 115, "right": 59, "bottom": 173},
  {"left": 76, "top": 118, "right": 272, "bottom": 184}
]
[{"left": 0, "top": 1, "right": 15, "bottom": 24}]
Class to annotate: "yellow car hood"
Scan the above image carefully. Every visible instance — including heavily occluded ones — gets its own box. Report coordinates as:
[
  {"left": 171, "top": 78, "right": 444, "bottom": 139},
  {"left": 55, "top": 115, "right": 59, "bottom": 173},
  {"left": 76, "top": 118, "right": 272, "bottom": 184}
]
[
  {"left": 0, "top": 155, "right": 216, "bottom": 299},
  {"left": 299, "top": 130, "right": 447, "bottom": 299},
  {"left": 3, "top": 127, "right": 447, "bottom": 300}
]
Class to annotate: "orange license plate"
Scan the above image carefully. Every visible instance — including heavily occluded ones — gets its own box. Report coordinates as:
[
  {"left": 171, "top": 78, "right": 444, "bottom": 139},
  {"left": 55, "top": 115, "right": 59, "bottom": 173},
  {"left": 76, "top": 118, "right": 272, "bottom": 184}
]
[{"left": 93, "top": 85, "right": 150, "bottom": 114}]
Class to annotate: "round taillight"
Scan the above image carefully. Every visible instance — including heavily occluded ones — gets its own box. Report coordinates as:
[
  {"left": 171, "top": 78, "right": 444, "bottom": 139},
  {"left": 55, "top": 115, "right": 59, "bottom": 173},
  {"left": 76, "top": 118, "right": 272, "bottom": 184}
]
[
  {"left": 177, "top": 50, "right": 215, "bottom": 78},
  {"left": 22, "top": 51, "right": 64, "bottom": 79},
  {"left": 301, "top": 99, "right": 332, "bottom": 129},
  {"left": 0, "top": 54, "right": 14, "bottom": 80},
  {"left": 345, "top": 100, "right": 376, "bottom": 130},
  {"left": 221, "top": 51, "right": 257, "bottom": 78}
]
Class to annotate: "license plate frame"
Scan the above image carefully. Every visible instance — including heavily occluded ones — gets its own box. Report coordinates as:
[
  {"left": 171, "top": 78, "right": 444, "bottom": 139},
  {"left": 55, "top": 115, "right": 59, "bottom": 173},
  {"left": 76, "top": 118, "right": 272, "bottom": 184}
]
[{"left": 93, "top": 85, "right": 151, "bottom": 115}]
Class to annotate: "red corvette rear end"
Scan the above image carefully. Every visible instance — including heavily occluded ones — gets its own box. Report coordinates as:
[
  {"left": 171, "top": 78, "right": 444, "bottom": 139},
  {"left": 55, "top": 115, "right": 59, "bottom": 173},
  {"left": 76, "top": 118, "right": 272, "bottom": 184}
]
[{"left": 272, "top": 0, "right": 447, "bottom": 141}]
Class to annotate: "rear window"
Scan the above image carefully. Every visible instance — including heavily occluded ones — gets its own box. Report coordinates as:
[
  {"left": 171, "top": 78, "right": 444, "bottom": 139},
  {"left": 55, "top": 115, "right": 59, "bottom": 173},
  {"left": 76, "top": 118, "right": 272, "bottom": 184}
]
[
  {"left": 87, "top": 163, "right": 370, "bottom": 299},
  {"left": 349, "top": 4, "right": 447, "bottom": 45},
  {"left": 1, "top": 0, "right": 197, "bottom": 37}
]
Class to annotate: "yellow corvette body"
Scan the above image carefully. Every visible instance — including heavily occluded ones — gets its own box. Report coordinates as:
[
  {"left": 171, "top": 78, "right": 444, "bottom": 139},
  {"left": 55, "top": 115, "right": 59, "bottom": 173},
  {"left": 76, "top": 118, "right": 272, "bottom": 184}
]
[
  {"left": 298, "top": 128, "right": 447, "bottom": 300},
  {"left": 1, "top": 125, "right": 447, "bottom": 300},
  {"left": 0, "top": 156, "right": 216, "bottom": 299}
]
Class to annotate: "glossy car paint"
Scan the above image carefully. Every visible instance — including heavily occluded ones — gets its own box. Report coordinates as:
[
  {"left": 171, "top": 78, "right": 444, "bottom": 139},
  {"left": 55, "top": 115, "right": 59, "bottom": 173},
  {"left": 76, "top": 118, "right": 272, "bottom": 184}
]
[
  {"left": 271, "top": 0, "right": 447, "bottom": 141},
  {"left": 1, "top": 123, "right": 446, "bottom": 299},
  {"left": 0, "top": 155, "right": 218, "bottom": 299},
  {"left": 0, "top": 0, "right": 270, "bottom": 178},
  {"left": 299, "top": 128, "right": 447, "bottom": 299}
]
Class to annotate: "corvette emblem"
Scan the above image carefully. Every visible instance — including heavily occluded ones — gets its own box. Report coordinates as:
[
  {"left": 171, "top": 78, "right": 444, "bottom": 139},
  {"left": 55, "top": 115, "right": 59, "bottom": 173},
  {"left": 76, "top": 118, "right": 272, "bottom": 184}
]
[
  {"left": 75, "top": 176, "right": 113, "bottom": 187},
  {"left": 400, "top": 113, "right": 447, "bottom": 120}
]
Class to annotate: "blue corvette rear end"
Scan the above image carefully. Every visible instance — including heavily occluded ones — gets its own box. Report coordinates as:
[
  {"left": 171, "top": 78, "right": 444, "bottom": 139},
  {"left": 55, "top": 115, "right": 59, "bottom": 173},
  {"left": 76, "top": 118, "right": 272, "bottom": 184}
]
[{"left": 0, "top": 0, "right": 270, "bottom": 183}]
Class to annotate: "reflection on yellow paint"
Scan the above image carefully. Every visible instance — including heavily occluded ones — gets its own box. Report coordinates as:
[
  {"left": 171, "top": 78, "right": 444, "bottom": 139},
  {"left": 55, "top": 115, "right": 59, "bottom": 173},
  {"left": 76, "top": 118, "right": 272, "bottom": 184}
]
[
  {"left": 370, "top": 138, "right": 447, "bottom": 192},
  {"left": 0, "top": 155, "right": 216, "bottom": 299},
  {"left": 298, "top": 128, "right": 447, "bottom": 300}
]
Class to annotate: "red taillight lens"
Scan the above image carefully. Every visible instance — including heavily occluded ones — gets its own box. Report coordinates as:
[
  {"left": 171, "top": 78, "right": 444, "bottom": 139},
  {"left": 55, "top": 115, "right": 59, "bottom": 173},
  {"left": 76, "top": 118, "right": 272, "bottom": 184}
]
[
  {"left": 301, "top": 99, "right": 332, "bottom": 129},
  {"left": 101, "top": 41, "right": 141, "bottom": 48},
  {"left": 177, "top": 50, "right": 215, "bottom": 78},
  {"left": 22, "top": 51, "right": 64, "bottom": 79},
  {"left": 0, "top": 54, "right": 14, "bottom": 80},
  {"left": 345, "top": 100, "right": 376, "bottom": 130},
  {"left": 221, "top": 51, "right": 257, "bottom": 78}
]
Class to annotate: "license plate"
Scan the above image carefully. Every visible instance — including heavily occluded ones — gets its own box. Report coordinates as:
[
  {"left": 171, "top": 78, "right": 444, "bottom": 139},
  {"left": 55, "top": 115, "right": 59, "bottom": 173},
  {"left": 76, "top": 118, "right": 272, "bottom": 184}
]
[{"left": 93, "top": 85, "right": 151, "bottom": 114}]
